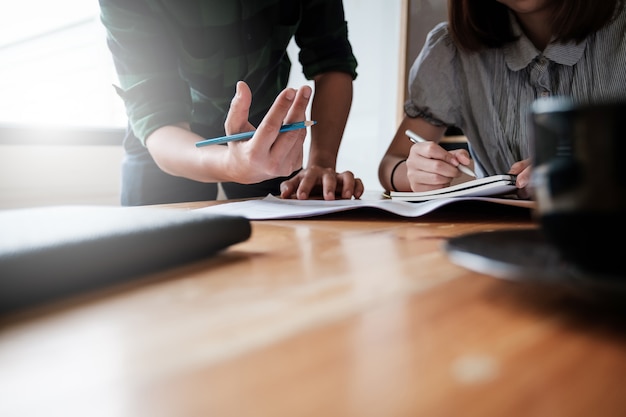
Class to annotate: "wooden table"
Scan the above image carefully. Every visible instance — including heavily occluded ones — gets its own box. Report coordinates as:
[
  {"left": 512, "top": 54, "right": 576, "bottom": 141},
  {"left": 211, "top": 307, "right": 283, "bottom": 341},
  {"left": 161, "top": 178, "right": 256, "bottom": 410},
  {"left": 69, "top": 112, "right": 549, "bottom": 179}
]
[{"left": 1, "top": 200, "right": 625, "bottom": 417}]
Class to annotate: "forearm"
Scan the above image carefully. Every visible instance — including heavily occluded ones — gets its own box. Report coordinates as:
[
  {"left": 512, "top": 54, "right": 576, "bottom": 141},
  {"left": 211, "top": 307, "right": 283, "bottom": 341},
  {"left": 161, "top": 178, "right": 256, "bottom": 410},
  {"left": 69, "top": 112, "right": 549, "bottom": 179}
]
[
  {"left": 146, "top": 124, "right": 231, "bottom": 183},
  {"left": 307, "top": 72, "right": 353, "bottom": 169}
]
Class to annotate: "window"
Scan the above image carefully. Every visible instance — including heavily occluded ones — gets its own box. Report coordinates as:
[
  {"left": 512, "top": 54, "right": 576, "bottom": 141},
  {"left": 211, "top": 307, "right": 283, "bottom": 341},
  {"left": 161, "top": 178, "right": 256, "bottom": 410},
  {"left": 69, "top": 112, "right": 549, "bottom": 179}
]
[{"left": 0, "top": 1, "right": 126, "bottom": 128}]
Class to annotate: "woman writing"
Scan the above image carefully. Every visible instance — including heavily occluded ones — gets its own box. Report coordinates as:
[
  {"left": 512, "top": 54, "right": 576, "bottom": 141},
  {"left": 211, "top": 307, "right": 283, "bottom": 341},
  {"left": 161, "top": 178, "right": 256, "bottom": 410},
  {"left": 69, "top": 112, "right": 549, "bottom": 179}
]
[{"left": 379, "top": 0, "right": 626, "bottom": 197}]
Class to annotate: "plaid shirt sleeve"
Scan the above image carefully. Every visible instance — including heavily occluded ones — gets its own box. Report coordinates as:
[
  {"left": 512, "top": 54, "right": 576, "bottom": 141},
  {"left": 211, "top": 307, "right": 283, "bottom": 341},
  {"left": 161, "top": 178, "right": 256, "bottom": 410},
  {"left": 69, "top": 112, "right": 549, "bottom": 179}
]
[
  {"left": 99, "top": 0, "right": 358, "bottom": 144},
  {"left": 295, "top": 0, "right": 358, "bottom": 80}
]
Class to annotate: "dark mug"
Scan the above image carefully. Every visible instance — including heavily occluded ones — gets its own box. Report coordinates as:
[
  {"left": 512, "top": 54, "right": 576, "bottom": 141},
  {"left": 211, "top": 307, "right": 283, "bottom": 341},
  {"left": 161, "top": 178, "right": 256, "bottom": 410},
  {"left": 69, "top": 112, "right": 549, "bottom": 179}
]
[{"left": 530, "top": 97, "right": 626, "bottom": 277}]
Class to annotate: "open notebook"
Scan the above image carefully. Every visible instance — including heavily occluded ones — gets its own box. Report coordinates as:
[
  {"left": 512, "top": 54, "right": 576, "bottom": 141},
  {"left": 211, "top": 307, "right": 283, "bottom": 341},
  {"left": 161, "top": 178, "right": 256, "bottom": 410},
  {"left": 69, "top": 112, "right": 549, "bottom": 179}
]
[
  {"left": 195, "top": 193, "right": 535, "bottom": 220},
  {"left": 0, "top": 206, "right": 251, "bottom": 315},
  {"left": 385, "top": 174, "right": 518, "bottom": 202}
]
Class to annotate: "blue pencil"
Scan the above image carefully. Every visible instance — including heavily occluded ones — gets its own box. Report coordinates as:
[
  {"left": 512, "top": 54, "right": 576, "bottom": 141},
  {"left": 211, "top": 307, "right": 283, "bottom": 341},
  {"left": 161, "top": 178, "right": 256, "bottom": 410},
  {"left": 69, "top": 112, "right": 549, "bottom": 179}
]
[{"left": 195, "top": 120, "right": 317, "bottom": 147}]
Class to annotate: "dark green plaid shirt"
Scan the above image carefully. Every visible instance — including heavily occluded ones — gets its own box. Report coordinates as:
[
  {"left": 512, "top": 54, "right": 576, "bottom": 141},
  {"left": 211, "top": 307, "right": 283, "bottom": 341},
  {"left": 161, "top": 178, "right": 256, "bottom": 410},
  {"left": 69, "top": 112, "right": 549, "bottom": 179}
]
[{"left": 99, "top": 0, "right": 358, "bottom": 144}]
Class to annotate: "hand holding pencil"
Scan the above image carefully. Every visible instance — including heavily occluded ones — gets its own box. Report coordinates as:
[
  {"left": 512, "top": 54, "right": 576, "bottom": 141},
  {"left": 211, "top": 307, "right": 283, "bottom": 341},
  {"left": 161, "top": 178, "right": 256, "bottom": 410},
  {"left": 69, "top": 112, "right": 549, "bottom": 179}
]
[
  {"left": 197, "top": 81, "right": 313, "bottom": 184},
  {"left": 405, "top": 129, "right": 476, "bottom": 177},
  {"left": 196, "top": 120, "right": 316, "bottom": 147}
]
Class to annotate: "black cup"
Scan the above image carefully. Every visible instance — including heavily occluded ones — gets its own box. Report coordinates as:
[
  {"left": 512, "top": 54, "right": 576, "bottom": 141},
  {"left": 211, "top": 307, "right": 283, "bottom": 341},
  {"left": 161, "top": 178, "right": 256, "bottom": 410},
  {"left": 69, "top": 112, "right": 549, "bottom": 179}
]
[{"left": 530, "top": 97, "right": 626, "bottom": 277}]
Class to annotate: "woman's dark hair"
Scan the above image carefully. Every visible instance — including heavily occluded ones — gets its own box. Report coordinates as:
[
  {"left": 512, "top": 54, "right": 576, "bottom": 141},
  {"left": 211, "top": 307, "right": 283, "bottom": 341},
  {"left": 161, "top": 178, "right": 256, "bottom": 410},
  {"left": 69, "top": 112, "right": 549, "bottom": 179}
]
[{"left": 448, "top": 0, "right": 624, "bottom": 51}]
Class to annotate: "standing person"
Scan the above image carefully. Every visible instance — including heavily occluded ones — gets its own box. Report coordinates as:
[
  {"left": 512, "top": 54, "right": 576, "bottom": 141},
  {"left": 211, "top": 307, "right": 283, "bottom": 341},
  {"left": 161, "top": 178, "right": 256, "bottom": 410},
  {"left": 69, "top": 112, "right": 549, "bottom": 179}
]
[
  {"left": 379, "top": 0, "right": 626, "bottom": 197},
  {"left": 98, "top": 0, "right": 363, "bottom": 206}
]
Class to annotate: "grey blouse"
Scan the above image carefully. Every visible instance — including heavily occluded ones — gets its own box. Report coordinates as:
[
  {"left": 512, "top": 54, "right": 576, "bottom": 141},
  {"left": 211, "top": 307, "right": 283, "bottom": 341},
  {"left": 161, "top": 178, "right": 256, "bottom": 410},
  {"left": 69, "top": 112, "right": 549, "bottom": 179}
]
[{"left": 405, "top": 9, "right": 626, "bottom": 177}]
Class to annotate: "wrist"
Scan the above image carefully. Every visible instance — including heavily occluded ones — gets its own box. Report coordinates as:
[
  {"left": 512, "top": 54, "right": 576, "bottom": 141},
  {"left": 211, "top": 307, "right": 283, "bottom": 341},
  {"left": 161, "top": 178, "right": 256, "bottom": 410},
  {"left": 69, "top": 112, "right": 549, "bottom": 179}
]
[{"left": 390, "top": 159, "right": 407, "bottom": 192}]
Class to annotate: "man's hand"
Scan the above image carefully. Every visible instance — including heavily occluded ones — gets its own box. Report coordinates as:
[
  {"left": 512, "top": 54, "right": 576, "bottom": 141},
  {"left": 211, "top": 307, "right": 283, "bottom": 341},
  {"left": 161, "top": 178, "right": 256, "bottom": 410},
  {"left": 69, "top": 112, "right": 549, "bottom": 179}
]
[
  {"left": 222, "top": 81, "right": 312, "bottom": 184},
  {"left": 279, "top": 165, "right": 364, "bottom": 200}
]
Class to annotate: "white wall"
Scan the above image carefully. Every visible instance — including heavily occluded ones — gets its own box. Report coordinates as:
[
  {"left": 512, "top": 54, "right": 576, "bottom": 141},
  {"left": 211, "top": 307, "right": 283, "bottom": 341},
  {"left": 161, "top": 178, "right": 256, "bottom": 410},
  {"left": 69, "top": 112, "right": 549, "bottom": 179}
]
[
  {"left": 289, "top": 0, "right": 404, "bottom": 193},
  {"left": 0, "top": 145, "right": 124, "bottom": 209}
]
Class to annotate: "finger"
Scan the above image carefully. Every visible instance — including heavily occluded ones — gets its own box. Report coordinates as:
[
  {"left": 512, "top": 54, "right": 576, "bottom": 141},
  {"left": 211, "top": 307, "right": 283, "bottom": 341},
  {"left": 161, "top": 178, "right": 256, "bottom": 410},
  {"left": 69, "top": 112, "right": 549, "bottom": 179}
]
[
  {"left": 413, "top": 140, "right": 449, "bottom": 160},
  {"left": 353, "top": 178, "right": 364, "bottom": 199},
  {"left": 515, "top": 166, "right": 531, "bottom": 188},
  {"left": 509, "top": 159, "right": 531, "bottom": 175},
  {"left": 335, "top": 171, "right": 356, "bottom": 200},
  {"left": 410, "top": 147, "right": 460, "bottom": 182},
  {"left": 293, "top": 169, "right": 319, "bottom": 200},
  {"left": 251, "top": 87, "right": 299, "bottom": 151},
  {"left": 283, "top": 85, "right": 312, "bottom": 124},
  {"left": 279, "top": 176, "right": 300, "bottom": 199},
  {"left": 321, "top": 171, "right": 338, "bottom": 200},
  {"left": 412, "top": 142, "right": 463, "bottom": 176},
  {"left": 272, "top": 122, "right": 307, "bottom": 158},
  {"left": 291, "top": 166, "right": 330, "bottom": 200},
  {"left": 267, "top": 86, "right": 312, "bottom": 157},
  {"left": 335, "top": 175, "right": 364, "bottom": 200},
  {"left": 449, "top": 149, "right": 472, "bottom": 167},
  {"left": 224, "top": 81, "right": 255, "bottom": 135},
  {"left": 406, "top": 156, "right": 454, "bottom": 191}
]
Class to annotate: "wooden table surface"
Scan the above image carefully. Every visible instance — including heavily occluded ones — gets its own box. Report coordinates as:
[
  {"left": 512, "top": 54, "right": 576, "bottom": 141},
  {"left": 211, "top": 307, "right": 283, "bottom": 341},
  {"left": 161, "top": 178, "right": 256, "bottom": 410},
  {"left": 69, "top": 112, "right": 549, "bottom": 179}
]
[{"left": 1, "top": 200, "right": 625, "bottom": 417}]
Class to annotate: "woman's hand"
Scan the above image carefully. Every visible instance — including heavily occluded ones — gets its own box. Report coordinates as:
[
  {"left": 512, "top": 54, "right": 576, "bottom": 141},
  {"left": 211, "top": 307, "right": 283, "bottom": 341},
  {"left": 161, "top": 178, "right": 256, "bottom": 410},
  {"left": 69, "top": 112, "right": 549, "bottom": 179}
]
[
  {"left": 406, "top": 141, "right": 472, "bottom": 192},
  {"left": 509, "top": 158, "right": 533, "bottom": 199}
]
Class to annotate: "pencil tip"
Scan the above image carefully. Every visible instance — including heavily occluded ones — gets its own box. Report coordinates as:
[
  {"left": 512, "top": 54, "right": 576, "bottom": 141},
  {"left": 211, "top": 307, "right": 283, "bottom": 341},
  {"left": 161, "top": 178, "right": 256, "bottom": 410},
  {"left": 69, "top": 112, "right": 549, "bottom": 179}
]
[{"left": 306, "top": 120, "right": 317, "bottom": 127}]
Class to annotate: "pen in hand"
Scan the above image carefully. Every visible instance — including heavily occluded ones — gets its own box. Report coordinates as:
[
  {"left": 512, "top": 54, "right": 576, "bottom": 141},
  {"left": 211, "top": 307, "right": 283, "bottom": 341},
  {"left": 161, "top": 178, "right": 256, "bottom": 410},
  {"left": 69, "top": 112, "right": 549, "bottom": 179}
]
[
  {"left": 196, "top": 120, "right": 317, "bottom": 147},
  {"left": 405, "top": 129, "right": 476, "bottom": 178}
]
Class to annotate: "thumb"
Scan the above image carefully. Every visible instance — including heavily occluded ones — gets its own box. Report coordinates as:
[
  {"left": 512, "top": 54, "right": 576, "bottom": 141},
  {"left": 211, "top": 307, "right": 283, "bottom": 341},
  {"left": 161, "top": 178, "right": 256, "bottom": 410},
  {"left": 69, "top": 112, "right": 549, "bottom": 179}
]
[{"left": 224, "top": 81, "right": 255, "bottom": 135}]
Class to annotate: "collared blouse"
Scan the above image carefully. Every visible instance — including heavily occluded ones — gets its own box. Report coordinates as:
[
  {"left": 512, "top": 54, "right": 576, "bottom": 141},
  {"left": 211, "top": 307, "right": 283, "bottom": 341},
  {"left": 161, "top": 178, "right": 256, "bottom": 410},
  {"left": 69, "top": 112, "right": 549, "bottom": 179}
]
[{"left": 405, "top": 8, "right": 626, "bottom": 177}]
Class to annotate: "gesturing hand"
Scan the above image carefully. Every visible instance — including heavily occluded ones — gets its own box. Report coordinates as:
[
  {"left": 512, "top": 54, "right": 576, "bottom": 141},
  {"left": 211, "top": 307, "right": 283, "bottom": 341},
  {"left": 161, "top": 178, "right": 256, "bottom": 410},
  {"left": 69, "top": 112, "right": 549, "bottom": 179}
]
[{"left": 223, "top": 81, "right": 312, "bottom": 184}]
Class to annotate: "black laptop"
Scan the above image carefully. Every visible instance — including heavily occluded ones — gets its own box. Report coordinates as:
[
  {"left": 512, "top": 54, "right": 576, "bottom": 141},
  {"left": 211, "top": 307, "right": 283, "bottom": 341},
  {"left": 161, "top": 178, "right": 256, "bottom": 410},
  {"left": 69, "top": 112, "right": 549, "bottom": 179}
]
[{"left": 0, "top": 205, "right": 251, "bottom": 315}]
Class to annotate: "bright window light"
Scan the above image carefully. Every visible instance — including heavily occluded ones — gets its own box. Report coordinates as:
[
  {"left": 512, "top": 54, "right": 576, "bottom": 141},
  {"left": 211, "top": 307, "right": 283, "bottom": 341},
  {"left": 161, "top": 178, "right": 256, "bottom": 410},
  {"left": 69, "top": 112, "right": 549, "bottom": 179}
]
[{"left": 0, "top": 1, "right": 126, "bottom": 128}]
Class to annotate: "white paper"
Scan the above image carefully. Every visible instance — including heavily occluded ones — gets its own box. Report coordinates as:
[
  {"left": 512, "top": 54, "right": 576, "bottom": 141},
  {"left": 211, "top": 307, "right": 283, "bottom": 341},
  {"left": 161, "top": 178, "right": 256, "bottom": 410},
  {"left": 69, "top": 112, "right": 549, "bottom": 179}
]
[{"left": 194, "top": 193, "right": 535, "bottom": 220}]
